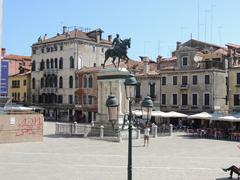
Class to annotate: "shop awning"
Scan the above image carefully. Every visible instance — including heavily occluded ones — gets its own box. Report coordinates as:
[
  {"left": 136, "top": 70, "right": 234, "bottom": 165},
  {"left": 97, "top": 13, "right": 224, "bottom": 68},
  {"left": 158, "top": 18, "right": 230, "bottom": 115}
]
[
  {"left": 218, "top": 116, "right": 240, "bottom": 122},
  {"left": 164, "top": 111, "right": 188, "bottom": 118}
]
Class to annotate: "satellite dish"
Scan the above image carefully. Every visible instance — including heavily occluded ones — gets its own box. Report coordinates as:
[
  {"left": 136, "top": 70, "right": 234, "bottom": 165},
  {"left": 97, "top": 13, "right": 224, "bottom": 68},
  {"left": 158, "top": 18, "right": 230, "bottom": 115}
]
[{"left": 194, "top": 54, "right": 203, "bottom": 62}]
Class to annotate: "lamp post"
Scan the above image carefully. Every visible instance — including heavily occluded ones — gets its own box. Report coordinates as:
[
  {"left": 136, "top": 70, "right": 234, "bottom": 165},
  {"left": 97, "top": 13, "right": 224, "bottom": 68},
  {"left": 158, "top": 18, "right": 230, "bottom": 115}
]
[
  {"left": 141, "top": 96, "right": 153, "bottom": 126},
  {"left": 106, "top": 94, "right": 119, "bottom": 130},
  {"left": 124, "top": 74, "right": 137, "bottom": 180}
]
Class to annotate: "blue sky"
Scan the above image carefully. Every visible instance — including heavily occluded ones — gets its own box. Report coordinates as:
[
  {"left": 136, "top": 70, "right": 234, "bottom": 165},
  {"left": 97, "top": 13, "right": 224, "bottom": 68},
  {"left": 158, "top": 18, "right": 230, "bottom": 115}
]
[{"left": 3, "top": 0, "right": 240, "bottom": 60}]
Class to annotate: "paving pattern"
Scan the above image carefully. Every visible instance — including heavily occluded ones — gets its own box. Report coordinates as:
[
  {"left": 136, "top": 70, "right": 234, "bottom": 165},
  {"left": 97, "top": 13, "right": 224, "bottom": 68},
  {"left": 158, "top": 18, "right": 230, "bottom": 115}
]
[{"left": 0, "top": 122, "right": 239, "bottom": 180}]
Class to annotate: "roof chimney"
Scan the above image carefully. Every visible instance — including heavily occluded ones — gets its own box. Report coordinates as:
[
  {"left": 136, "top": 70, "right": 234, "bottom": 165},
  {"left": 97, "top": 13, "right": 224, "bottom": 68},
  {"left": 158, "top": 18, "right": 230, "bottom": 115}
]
[
  {"left": 176, "top": 41, "right": 181, "bottom": 50},
  {"left": 108, "top": 35, "right": 112, "bottom": 42},
  {"left": 1, "top": 48, "right": 6, "bottom": 57},
  {"left": 63, "top": 26, "right": 67, "bottom": 34},
  {"left": 139, "top": 56, "right": 149, "bottom": 74}
]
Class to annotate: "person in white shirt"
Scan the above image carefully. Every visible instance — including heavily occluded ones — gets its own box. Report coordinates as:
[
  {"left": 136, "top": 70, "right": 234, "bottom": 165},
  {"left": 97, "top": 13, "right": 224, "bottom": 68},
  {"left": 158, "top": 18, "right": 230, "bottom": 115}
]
[{"left": 144, "top": 126, "right": 150, "bottom": 146}]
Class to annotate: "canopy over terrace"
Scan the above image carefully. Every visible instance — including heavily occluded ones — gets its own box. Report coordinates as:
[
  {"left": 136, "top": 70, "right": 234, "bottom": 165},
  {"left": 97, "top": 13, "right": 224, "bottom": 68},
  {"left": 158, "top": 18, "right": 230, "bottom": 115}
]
[{"left": 133, "top": 110, "right": 168, "bottom": 117}]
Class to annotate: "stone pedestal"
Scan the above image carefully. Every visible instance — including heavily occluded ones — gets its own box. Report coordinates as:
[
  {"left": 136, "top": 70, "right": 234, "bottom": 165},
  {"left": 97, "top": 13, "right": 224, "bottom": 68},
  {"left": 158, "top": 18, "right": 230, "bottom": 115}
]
[{"left": 96, "top": 68, "right": 130, "bottom": 132}]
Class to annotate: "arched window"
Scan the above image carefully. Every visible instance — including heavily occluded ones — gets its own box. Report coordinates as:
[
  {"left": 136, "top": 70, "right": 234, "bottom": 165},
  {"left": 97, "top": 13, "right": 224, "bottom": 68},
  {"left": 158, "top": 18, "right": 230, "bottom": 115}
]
[
  {"left": 50, "top": 58, "right": 54, "bottom": 68},
  {"left": 32, "top": 78, "right": 35, "bottom": 89},
  {"left": 59, "top": 57, "right": 63, "bottom": 69},
  {"left": 49, "top": 76, "right": 53, "bottom": 87},
  {"left": 45, "top": 76, "right": 48, "bottom": 87},
  {"left": 32, "top": 60, "right": 36, "bottom": 71},
  {"left": 41, "top": 78, "right": 44, "bottom": 88},
  {"left": 70, "top": 56, "right": 74, "bottom": 68},
  {"left": 54, "top": 76, "right": 57, "bottom": 87},
  {"left": 54, "top": 58, "right": 58, "bottom": 68},
  {"left": 83, "top": 76, "right": 87, "bottom": 88},
  {"left": 46, "top": 59, "right": 50, "bottom": 69},
  {"left": 59, "top": 76, "right": 63, "bottom": 88},
  {"left": 40, "top": 59, "right": 45, "bottom": 70},
  {"left": 69, "top": 76, "right": 73, "bottom": 88},
  {"left": 88, "top": 76, "right": 93, "bottom": 88}
]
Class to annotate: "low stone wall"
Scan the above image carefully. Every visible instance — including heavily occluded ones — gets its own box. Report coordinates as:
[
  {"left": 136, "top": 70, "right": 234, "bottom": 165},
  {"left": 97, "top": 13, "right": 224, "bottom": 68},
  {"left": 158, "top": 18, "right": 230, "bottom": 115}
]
[{"left": 0, "top": 113, "right": 44, "bottom": 143}]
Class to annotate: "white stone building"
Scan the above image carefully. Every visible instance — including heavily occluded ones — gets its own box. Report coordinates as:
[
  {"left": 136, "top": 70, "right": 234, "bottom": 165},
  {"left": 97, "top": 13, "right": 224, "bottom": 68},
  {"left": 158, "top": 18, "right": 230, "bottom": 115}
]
[{"left": 31, "top": 26, "right": 112, "bottom": 121}]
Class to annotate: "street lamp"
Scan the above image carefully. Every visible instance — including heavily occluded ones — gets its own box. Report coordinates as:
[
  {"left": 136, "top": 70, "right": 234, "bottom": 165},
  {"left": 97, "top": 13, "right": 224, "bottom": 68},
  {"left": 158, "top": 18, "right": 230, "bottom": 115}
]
[
  {"left": 141, "top": 96, "right": 153, "bottom": 126},
  {"left": 124, "top": 74, "right": 137, "bottom": 180},
  {"left": 106, "top": 94, "right": 119, "bottom": 130}
]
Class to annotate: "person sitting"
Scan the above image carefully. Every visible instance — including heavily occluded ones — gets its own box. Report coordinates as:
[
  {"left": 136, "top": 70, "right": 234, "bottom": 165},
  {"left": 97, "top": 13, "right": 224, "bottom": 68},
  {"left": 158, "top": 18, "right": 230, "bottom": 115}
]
[{"left": 222, "top": 165, "right": 240, "bottom": 179}]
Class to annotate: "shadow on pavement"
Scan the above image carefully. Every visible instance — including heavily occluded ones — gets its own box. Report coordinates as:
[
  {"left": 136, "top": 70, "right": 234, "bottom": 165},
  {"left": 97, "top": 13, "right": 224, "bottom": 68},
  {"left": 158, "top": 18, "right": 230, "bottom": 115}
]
[{"left": 216, "top": 177, "right": 238, "bottom": 180}]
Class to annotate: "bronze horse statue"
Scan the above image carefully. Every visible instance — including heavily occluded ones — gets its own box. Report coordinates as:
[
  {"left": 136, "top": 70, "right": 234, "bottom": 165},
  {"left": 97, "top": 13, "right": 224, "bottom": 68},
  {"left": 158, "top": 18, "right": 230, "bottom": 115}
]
[{"left": 103, "top": 38, "right": 131, "bottom": 68}]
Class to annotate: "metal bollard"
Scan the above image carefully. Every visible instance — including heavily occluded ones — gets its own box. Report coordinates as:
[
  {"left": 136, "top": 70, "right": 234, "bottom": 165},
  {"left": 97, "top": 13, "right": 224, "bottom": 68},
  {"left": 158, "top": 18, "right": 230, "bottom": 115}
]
[
  {"left": 151, "top": 123, "right": 155, "bottom": 135},
  {"left": 100, "top": 125, "right": 104, "bottom": 139},
  {"left": 74, "top": 121, "right": 77, "bottom": 134},
  {"left": 154, "top": 124, "right": 158, "bottom": 138},
  {"left": 118, "top": 130, "right": 122, "bottom": 142},
  {"left": 137, "top": 129, "right": 141, "bottom": 139},
  {"left": 169, "top": 124, "right": 173, "bottom": 136}
]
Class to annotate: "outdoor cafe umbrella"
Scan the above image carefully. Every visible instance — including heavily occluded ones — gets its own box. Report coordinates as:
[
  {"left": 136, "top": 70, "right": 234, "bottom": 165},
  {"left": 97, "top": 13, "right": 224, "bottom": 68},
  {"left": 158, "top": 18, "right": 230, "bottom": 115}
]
[
  {"left": 188, "top": 112, "right": 212, "bottom": 120},
  {"left": 218, "top": 116, "right": 240, "bottom": 122},
  {"left": 164, "top": 111, "right": 188, "bottom": 118}
]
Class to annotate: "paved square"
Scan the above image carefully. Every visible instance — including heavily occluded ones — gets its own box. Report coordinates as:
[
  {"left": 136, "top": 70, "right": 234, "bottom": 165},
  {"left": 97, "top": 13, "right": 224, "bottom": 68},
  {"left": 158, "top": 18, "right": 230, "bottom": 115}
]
[{"left": 0, "top": 122, "right": 239, "bottom": 180}]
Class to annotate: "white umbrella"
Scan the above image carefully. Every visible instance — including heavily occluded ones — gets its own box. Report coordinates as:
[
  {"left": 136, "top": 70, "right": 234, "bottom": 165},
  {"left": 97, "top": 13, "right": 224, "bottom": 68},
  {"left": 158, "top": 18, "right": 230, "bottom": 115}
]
[
  {"left": 133, "top": 110, "right": 168, "bottom": 117},
  {"left": 188, "top": 112, "right": 212, "bottom": 120},
  {"left": 218, "top": 116, "right": 240, "bottom": 122},
  {"left": 164, "top": 111, "right": 188, "bottom": 118}
]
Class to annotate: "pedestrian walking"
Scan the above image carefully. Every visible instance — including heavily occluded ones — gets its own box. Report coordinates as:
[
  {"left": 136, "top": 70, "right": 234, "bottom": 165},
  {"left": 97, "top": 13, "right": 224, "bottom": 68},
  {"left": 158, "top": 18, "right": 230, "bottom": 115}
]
[{"left": 144, "top": 125, "right": 150, "bottom": 146}]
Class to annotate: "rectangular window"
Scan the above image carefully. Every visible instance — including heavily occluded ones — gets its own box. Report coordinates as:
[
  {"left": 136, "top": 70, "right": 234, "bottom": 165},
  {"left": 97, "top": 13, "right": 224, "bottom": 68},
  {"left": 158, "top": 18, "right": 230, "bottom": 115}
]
[
  {"left": 205, "top": 75, "right": 210, "bottom": 84},
  {"left": 58, "top": 95, "right": 63, "bottom": 104},
  {"left": 32, "top": 95, "right": 35, "bottom": 103},
  {"left": 41, "top": 48, "right": 44, "bottom": 53},
  {"left": 161, "top": 94, "right": 166, "bottom": 105},
  {"left": 204, "top": 93, "right": 210, "bottom": 106},
  {"left": 173, "top": 76, "right": 177, "bottom": 85},
  {"left": 83, "top": 95, "right": 87, "bottom": 105},
  {"left": 234, "top": 94, "right": 240, "bottom": 106},
  {"left": 60, "top": 45, "right": 63, "bottom": 51},
  {"left": 182, "top": 94, "right": 188, "bottom": 105},
  {"left": 69, "top": 95, "right": 73, "bottom": 104},
  {"left": 182, "top": 76, "right": 188, "bottom": 85},
  {"left": 237, "top": 73, "right": 240, "bottom": 85},
  {"left": 88, "top": 96, "right": 93, "bottom": 104},
  {"left": 149, "top": 83, "right": 155, "bottom": 99},
  {"left": 182, "top": 56, "right": 188, "bottom": 66},
  {"left": 136, "top": 83, "right": 141, "bottom": 98},
  {"left": 192, "top": 94, "right": 198, "bottom": 106},
  {"left": 24, "top": 92, "right": 26, "bottom": 101},
  {"left": 23, "top": 80, "right": 26, "bottom": 86},
  {"left": 162, "top": 76, "right": 166, "bottom": 85},
  {"left": 192, "top": 75, "right": 198, "bottom": 85},
  {"left": 172, "top": 94, "right": 177, "bottom": 105}
]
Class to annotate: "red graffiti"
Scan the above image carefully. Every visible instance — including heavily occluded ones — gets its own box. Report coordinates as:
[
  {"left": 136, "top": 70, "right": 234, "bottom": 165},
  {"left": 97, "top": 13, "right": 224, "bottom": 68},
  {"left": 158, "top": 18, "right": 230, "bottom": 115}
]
[{"left": 15, "top": 117, "right": 43, "bottom": 136}]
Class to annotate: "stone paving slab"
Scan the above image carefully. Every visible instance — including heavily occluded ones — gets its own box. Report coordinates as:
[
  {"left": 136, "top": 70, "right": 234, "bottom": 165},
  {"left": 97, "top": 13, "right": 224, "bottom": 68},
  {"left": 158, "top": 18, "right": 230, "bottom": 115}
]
[{"left": 0, "top": 122, "right": 240, "bottom": 180}]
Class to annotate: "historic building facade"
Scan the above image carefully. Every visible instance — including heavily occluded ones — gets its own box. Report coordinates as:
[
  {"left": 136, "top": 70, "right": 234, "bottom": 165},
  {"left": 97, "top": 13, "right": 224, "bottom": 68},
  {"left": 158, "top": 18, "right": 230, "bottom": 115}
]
[{"left": 31, "top": 27, "right": 112, "bottom": 121}]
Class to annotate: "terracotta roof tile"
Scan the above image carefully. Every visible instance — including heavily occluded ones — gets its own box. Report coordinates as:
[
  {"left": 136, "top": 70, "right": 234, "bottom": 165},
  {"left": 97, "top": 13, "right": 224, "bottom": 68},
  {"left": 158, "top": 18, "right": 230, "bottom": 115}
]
[{"left": 4, "top": 54, "right": 31, "bottom": 61}]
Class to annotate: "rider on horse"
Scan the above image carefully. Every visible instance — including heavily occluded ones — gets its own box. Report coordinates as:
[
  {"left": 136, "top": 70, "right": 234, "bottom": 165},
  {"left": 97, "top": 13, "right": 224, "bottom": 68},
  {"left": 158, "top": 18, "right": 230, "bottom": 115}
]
[{"left": 112, "top": 34, "right": 123, "bottom": 52}]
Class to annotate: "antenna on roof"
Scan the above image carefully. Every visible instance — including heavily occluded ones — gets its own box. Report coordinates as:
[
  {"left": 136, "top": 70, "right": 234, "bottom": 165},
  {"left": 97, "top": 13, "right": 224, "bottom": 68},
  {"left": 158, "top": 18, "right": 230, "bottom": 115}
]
[
  {"left": 197, "top": 0, "right": 200, "bottom": 40},
  {"left": 210, "top": 4, "right": 216, "bottom": 43},
  {"left": 218, "top": 26, "right": 222, "bottom": 45},
  {"left": 204, "top": 9, "right": 210, "bottom": 42}
]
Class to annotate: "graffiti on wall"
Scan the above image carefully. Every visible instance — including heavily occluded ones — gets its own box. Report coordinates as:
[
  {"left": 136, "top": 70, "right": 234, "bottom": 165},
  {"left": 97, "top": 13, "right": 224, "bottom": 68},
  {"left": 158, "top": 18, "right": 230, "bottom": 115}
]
[{"left": 15, "top": 117, "right": 43, "bottom": 136}]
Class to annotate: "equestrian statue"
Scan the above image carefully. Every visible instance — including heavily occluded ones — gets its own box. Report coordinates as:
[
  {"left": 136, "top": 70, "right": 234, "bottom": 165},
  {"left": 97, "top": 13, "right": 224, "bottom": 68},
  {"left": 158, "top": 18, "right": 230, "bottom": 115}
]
[{"left": 103, "top": 34, "right": 131, "bottom": 68}]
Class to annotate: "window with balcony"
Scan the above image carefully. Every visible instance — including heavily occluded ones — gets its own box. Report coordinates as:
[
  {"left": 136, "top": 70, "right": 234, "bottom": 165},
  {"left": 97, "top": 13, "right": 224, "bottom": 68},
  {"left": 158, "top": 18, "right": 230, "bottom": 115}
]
[
  {"left": 161, "top": 94, "right": 166, "bottom": 105},
  {"left": 59, "top": 77, "right": 63, "bottom": 88},
  {"left": 192, "top": 93, "right": 198, "bottom": 106},
  {"left": 162, "top": 76, "right": 166, "bottom": 85},
  {"left": 84, "top": 76, "right": 87, "bottom": 88},
  {"left": 173, "top": 76, "right": 177, "bottom": 85},
  {"left": 88, "top": 96, "right": 93, "bottom": 104},
  {"left": 205, "top": 75, "right": 210, "bottom": 84},
  {"left": 70, "top": 56, "right": 74, "bottom": 68},
  {"left": 32, "top": 78, "right": 35, "bottom": 89},
  {"left": 182, "top": 76, "right": 188, "bottom": 85},
  {"left": 204, "top": 93, "right": 210, "bottom": 106},
  {"left": 83, "top": 95, "right": 87, "bottom": 104},
  {"left": 172, "top": 94, "right": 177, "bottom": 105},
  {"left": 192, "top": 75, "right": 198, "bottom": 85},
  {"left": 182, "top": 94, "right": 188, "bottom": 105},
  {"left": 69, "top": 76, "right": 73, "bottom": 88}
]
